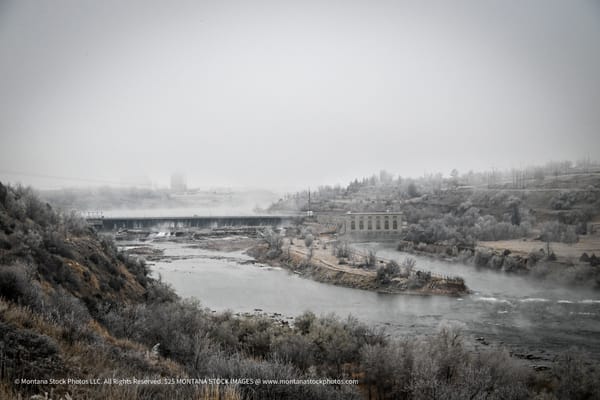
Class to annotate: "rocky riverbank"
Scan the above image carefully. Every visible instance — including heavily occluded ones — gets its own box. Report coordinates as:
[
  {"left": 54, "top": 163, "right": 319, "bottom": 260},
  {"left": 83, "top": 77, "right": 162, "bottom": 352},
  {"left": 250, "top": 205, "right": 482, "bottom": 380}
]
[
  {"left": 396, "top": 239, "right": 600, "bottom": 288},
  {"left": 248, "top": 243, "right": 469, "bottom": 296},
  {"left": 397, "top": 240, "right": 531, "bottom": 273}
]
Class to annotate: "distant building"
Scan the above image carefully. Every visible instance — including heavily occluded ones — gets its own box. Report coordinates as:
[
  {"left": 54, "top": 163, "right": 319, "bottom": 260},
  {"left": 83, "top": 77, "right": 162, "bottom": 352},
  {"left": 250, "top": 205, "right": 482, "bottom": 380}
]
[
  {"left": 170, "top": 173, "right": 187, "bottom": 192},
  {"left": 343, "top": 211, "right": 406, "bottom": 236}
]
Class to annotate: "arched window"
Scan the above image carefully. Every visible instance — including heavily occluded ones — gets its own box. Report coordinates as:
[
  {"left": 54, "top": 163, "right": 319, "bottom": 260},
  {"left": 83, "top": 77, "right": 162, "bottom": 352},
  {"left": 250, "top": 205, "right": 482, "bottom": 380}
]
[
  {"left": 392, "top": 217, "right": 398, "bottom": 230},
  {"left": 367, "top": 217, "right": 372, "bottom": 230},
  {"left": 359, "top": 218, "right": 364, "bottom": 230},
  {"left": 384, "top": 216, "right": 389, "bottom": 230},
  {"left": 351, "top": 220, "right": 356, "bottom": 230},
  {"left": 375, "top": 216, "right": 381, "bottom": 230}
]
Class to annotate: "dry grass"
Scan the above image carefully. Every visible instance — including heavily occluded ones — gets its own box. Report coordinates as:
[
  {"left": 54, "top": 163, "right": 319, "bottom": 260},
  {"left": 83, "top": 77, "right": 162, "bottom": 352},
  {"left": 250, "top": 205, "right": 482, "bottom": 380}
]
[
  {"left": 287, "top": 238, "right": 374, "bottom": 277},
  {"left": 199, "top": 385, "right": 242, "bottom": 400},
  {"left": 0, "top": 381, "right": 19, "bottom": 400},
  {"left": 0, "top": 299, "right": 63, "bottom": 338},
  {"left": 0, "top": 298, "right": 215, "bottom": 400},
  {"left": 0, "top": 381, "right": 242, "bottom": 400}
]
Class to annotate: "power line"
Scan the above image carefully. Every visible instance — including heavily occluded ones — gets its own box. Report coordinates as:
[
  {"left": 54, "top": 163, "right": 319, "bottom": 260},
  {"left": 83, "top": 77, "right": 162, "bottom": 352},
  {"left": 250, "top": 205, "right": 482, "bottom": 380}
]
[{"left": 0, "top": 169, "right": 153, "bottom": 187}]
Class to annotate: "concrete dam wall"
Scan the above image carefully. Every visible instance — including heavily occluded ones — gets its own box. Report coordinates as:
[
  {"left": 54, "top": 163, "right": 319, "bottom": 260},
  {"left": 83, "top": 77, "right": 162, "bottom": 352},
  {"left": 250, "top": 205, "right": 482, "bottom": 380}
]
[{"left": 90, "top": 215, "right": 299, "bottom": 231}]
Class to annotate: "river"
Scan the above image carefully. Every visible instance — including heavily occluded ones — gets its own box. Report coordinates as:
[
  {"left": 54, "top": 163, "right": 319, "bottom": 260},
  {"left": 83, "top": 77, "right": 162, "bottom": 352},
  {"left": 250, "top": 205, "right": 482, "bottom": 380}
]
[{"left": 126, "top": 239, "right": 600, "bottom": 360}]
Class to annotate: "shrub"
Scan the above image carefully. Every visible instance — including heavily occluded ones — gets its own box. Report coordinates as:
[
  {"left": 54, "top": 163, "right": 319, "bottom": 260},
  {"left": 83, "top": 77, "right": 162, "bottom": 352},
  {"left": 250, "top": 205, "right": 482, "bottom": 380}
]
[
  {"left": 554, "top": 349, "right": 600, "bottom": 400},
  {"left": 63, "top": 210, "right": 90, "bottom": 235},
  {"left": 334, "top": 241, "right": 351, "bottom": 259},
  {"left": 376, "top": 266, "right": 390, "bottom": 284},
  {"left": 377, "top": 260, "right": 402, "bottom": 284},
  {"left": 0, "top": 264, "right": 42, "bottom": 308},
  {"left": 540, "top": 221, "right": 578, "bottom": 244},
  {"left": 294, "top": 311, "right": 316, "bottom": 335},
  {"left": 406, "top": 270, "right": 431, "bottom": 289},
  {"left": 271, "top": 334, "right": 317, "bottom": 372},
  {"left": 304, "top": 233, "right": 314, "bottom": 248},
  {"left": 474, "top": 248, "right": 493, "bottom": 267},
  {"left": 43, "top": 288, "right": 92, "bottom": 344},
  {"left": 385, "top": 260, "right": 400, "bottom": 276},
  {"left": 0, "top": 321, "right": 63, "bottom": 382},
  {"left": 260, "top": 228, "right": 283, "bottom": 259},
  {"left": 401, "top": 257, "right": 416, "bottom": 276},
  {"left": 144, "top": 277, "right": 179, "bottom": 303},
  {"left": 365, "top": 250, "right": 377, "bottom": 268}
]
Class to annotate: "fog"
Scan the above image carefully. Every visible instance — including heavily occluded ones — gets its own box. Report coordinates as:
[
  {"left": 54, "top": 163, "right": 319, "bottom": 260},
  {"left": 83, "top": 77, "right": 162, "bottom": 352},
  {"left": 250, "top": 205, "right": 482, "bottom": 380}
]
[{"left": 1, "top": 0, "right": 599, "bottom": 190}]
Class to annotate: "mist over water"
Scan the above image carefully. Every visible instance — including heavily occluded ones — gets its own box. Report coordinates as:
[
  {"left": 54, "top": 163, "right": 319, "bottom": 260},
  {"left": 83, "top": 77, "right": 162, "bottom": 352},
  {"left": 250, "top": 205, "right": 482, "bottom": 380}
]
[
  {"left": 134, "top": 239, "right": 600, "bottom": 360},
  {"left": 360, "top": 243, "right": 600, "bottom": 302},
  {"left": 102, "top": 206, "right": 262, "bottom": 218}
]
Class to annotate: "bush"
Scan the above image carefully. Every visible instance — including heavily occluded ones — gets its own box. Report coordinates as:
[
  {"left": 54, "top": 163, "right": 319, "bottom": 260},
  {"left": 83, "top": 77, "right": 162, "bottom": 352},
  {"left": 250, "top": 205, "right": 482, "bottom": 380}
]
[
  {"left": 144, "top": 277, "right": 179, "bottom": 303},
  {"left": 304, "top": 233, "right": 314, "bottom": 248},
  {"left": 474, "top": 248, "right": 493, "bottom": 267},
  {"left": 360, "top": 324, "right": 532, "bottom": 400},
  {"left": 43, "top": 288, "right": 92, "bottom": 344},
  {"left": 0, "top": 321, "right": 63, "bottom": 382},
  {"left": 294, "top": 311, "right": 316, "bottom": 335},
  {"left": 554, "top": 349, "right": 600, "bottom": 400},
  {"left": 63, "top": 210, "right": 90, "bottom": 235},
  {"left": 377, "top": 260, "right": 402, "bottom": 284},
  {"left": 365, "top": 250, "right": 377, "bottom": 268},
  {"left": 0, "top": 264, "right": 42, "bottom": 308},
  {"left": 550, "top": 192, "right": 574, "bottom": 210},
  {"left": 385, "top": 260, "right": 400, "bottom": 276},
  {"left": 260, "top": 228, "right": 283, "bottom": 259},
  {"left": 376, "top": 266, "right": 390, "bottom": 284},
  {"left": 334, "top": 241, "right": 351, "bottom": 258},
  {"left": 271, "top": 334, "right": 317, "bottom": 372},
  {"left": 540, "top": 221, "right": 578, "bottom": 244}
]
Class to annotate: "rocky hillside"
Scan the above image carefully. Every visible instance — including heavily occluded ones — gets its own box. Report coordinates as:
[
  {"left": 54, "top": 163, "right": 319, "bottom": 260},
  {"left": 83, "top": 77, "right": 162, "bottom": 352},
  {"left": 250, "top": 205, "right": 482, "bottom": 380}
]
[
  {"left": 2, "top": 182, "right": 599, "bottom": 400},
  {"left": 0, "top": 183, "right": 364, "bottom": 399},
  {"left": 0, "top": 183, "right": 193, "bottom": 399},
  {"left": 0, "top": 183, "right": 149, "bottom": 310}
]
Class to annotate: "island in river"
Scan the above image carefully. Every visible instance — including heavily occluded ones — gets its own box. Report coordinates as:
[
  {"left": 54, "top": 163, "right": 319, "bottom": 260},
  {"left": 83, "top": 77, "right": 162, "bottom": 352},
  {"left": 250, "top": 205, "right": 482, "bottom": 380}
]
[{"left": 248, "top": 235, "right": 469, "bottom": 296}]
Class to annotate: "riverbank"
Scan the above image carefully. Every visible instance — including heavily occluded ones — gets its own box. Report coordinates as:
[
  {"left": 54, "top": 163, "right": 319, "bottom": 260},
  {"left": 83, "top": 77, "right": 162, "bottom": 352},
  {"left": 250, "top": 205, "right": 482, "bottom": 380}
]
[
  {"left": 122, "top": 235, "right": 600, "bottom": 365},
  {"left": 123, "top": 234, "right": 469, "bottom": 297},
  {"left": 397, "top": 238, "right": 600, "bottom": 288},
  {"left": 248, "top": 239, "right": 469, "bottom": 296}
]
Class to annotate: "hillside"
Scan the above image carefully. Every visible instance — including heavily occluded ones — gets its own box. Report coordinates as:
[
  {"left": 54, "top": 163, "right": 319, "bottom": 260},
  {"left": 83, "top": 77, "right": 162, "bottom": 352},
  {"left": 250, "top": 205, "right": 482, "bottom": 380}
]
[
  {"left": 269, "top": 165, "right": 600, "bottom": 226},
  {"left": 0, "top": 184, "right": 149, "bottom": 308},
  {"left": 268, "top": 164, "right": 600, "bottom": 285},
  {"left": 0, "top": 183, "right": 192, "bottom": 399},
  {"left": 2, "top": 182, "right": 600, "bottom": 399}
]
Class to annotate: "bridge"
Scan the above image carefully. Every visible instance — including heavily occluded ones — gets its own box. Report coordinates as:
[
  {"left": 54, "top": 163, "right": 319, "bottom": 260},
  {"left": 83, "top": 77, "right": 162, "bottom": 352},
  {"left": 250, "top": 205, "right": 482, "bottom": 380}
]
[{"left": 86, "top": 215, "right": 301, "bottom": 231}]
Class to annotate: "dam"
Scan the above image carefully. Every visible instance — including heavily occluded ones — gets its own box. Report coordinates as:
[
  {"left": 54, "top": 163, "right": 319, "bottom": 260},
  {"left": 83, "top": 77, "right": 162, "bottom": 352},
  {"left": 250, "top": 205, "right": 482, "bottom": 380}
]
[{"left": 87, "top": 215, "right": 300, "bottom": 231}]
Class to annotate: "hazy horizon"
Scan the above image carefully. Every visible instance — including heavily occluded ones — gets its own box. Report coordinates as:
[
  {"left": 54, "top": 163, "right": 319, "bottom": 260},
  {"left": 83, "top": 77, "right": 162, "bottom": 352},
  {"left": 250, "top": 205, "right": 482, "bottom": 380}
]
[{"left": 1, "top": 0, "right": 599, "bottom": 191}]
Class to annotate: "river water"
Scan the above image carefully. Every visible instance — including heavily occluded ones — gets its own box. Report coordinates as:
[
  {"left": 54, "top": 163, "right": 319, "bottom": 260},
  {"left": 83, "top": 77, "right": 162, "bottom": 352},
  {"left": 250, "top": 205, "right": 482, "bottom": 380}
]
[{"left": 130, "top": 239, "right": 600, "bottom": 360}]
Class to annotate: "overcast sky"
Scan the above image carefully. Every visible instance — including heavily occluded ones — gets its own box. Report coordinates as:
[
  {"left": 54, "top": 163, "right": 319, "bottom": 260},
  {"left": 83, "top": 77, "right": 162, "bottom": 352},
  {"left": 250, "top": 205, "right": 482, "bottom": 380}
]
[{"left": 1, "top": 0, "right": 599, "bottom": 191}]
